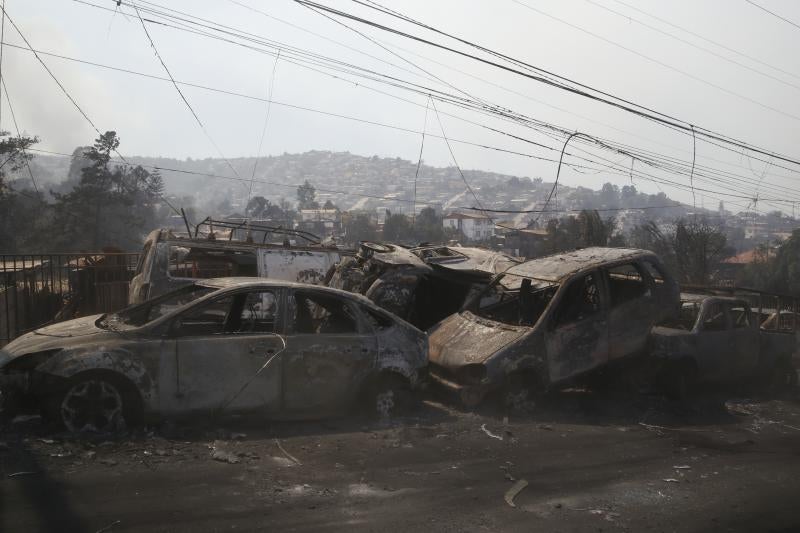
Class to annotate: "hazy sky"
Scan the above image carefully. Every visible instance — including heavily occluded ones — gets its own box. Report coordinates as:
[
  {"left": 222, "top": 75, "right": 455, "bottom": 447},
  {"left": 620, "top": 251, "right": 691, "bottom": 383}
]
[{"left": 5, "top": 0, "right": 800, "bottom": 213}]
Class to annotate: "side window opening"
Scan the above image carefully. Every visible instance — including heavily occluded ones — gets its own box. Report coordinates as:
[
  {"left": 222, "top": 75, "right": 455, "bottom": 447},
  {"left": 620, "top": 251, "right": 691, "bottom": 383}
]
[
  {"left": 554, "top": 273, "right": 602, "bottom": 326},
  {"left": 642, "top": 260, "right": 666, "bottom": 286},
  {"left": 731, "top": 306, "right": 751, "bottom": 329},
  {"left": 174, "top": 295, "right": 235, "bottom": 336},
  {"left": 703, "top": 302, "right": 728, "bottom": 332},
  {"left": 607, "top": 263, "right": 649, "bottom": 307},
  {"left": 235, "top": 291, "right": 279, "bottom": 333},
  {"left": 474, "top": 276, "right": 557, "bottom": 327},
  {"left": 363, "top": 306, "right": 394, "bottom": 331},
  {"left": 168, "top": 246, "right": 257, "bottom": 279},
  {"left": 292, "top": 291, "right": 357, "bottom": 334},
  {"left": 660, "top": 301, "right": 700, "bottom": 330}
]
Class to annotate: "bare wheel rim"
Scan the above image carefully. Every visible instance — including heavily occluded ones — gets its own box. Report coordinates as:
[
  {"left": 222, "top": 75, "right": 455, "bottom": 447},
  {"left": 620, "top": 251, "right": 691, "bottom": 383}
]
[
  {"left": 375, "top": 389, "right": 395, "bottom": 418},
  {"left": 60, "top": 379, "right": 124, "bottom": 433}
]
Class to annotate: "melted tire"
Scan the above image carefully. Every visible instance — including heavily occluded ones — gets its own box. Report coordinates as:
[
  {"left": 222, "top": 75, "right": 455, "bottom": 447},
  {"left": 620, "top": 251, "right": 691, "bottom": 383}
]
[{"left": 49, "top": 373, "right": 142, "bottom": 434}]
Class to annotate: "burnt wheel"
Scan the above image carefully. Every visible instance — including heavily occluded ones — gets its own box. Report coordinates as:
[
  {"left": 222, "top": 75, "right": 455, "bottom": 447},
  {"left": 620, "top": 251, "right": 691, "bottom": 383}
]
[
  {"left": 365, "top": 374, "right": 414, "bottom": 419},
  {"left": 663, "top": 362, "right": 697, "bottom": 403},
  {"left": 767, "top": 358, "right": 798, "bottom": 394},
  {"left": 501, "top": 373, "right": 539, "bottom": 414},
  {"left": 53, "top": 374, "right": 141, "bottom": 433}
]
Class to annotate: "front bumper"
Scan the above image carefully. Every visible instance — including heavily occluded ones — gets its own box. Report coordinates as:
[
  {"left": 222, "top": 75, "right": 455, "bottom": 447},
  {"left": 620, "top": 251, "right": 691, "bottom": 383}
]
[{"left": 429, "top": 365, "right": 492, "bottom": 407}]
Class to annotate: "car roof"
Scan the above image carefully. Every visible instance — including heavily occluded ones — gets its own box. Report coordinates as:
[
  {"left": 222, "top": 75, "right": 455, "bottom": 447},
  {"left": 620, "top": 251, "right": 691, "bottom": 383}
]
[
  {"left": 194, "top": 277, "right": 382, "bottom": 306},
  {"left": 503, "top": 247, "right": 656, "bottom": 282}
]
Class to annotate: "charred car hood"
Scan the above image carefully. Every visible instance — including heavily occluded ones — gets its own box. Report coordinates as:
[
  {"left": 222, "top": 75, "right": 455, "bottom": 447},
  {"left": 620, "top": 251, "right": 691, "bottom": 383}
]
[
  {"left": 0, "top": 314, "right": 116, "bottom": 364},
  {"left": 428, "top": 312, "right": 527, "bottom": 368}
]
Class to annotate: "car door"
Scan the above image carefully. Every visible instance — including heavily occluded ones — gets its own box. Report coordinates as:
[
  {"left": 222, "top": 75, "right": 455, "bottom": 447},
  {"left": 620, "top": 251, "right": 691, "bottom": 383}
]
[
  {"left": 694, "top": 301, "right": 734, "bottom": 382},
  {"left": 281, "top": 289, "right": 376, "bottom": 415},
  {"left": 726, "top": 303, "right": 760, "bottom": 379},
  {"left": 544, "top": 271, "right": 609, "bottom": 383},
  {"left": 605, "top": 261, "right": 656, "bottom": 360},
  {"left": 160, "top": 288, "right": 285, "bottom": 415}
]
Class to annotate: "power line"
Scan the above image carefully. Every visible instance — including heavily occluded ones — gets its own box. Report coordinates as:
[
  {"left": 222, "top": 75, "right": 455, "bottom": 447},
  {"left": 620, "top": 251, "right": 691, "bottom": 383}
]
[
  {"left": 412, "top": 95, "right": 429, "bottom": 222},
  {"left": 132, "top": 4, "right": 245, "bottom": 184},
  {"left": 248, "top": 49, "right": 281, "bottom": 208},
  {"left": 430, "top": 97, "right": 491, "bottom": 222},
  {"left": 606, "top": 0, "right": 800, "bottom": 83},
  {"left": 325, "top": 0, "right": 800, "bottom": 167},
  {"left": 459, "top": 204, "right": 684, "bottom": 214},
  {"left": 585, "top": 0, "right": 800, "bottom": 94},
  {"left": 511, "top": 0, "right": 800, "bottom": 123},
  {"left": 745, "top": 0, "right": 800, "bottom": 32},
  {"left": 1, "top": 77, "right": 38, "bottom": 193}
]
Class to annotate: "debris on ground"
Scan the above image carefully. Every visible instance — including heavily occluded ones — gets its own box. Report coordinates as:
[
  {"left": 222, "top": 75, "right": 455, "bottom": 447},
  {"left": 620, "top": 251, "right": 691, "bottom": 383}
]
[
  {"left": 8, "top": 471, "right": 39, "bottom": 478},
  {"left": 275, "top": 438, "right": 302, "bottom": 465},
  {"left": 662, "top": 478, "right": 680, "bottom": 483},
  {"left": 504, "top": 479, "right": 528, "bottom": 507},
  {"left": 95, "top": 519, "right": 121, "bottom": 533},
  {"left": 480, "top": 424, "right": 503, "bottom": 441}
]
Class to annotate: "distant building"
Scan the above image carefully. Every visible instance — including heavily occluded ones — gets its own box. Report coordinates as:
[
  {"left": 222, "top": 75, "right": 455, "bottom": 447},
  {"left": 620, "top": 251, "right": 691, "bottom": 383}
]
[
  {"left": 443, "top": 211, "right": 494, "bottom": 241},
  {"left": 298, "top": 209, "right": 341, "bottom": 237}
]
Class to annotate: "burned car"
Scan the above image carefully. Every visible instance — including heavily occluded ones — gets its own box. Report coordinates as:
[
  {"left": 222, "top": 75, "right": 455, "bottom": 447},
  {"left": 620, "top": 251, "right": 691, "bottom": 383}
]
[
  {"left": 0, "top": 278, "right": 427, "bottom": 431},
  {"left": 427, "top": 247, "right": 679, "bottom": 407},
  {"left": 326, "top": 242, "right": 521, "bottom": 330},
  {"left": 651, "top": 295, "right": 797, "bottom": 397},
  {"left": 129, "top": 220, "right": 346, "bottom": 305}
]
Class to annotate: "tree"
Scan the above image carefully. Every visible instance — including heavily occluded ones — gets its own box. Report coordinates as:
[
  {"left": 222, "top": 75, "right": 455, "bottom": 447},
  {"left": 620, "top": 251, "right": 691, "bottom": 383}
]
[
  {"left": 246, "top": 196, "right": 269, "bottom": 218},
  {"left": 672, "top": 218, "right": 732, "bottom": 284},
  {"left": 413, "top": 206, "right": 444, "bottom": 243},
  {"left": 0, "top": 132, "right": 38, "bottom": 197},
  {"left": 296, "top": 180, "right": 319, "bottom": 210},
  {"left": 322, "top": 199, "right": 338, "bottom": 210},
  {"left": 599, "top": 182, "right": 620, "bottom": 209},
  {"left": 51, "top": 131, "right": 165, "bottom": 251},
  {"left": 343, "top": 213, "right": 378, "bottom": 244},
  {"left": 382, "top": 210, "right": 414, "bottom": 242}
]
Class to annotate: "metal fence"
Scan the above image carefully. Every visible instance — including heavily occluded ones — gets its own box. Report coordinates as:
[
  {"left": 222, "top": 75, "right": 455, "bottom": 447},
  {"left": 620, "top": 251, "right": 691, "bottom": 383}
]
[{"left": 1, "top": 253, "right": 140, "bottom": 347}]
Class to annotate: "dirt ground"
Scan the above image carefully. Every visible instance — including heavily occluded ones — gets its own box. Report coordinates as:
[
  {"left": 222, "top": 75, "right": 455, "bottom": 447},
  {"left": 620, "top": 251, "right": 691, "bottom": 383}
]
[{"left": 2, "top": 388, "right": 800, "bottom": 533}]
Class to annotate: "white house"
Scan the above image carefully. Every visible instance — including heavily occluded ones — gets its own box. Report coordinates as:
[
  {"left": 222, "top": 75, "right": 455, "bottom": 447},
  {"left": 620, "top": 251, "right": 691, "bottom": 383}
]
[{"left": 443, "top": 212, "right": 494, "bottom": 241}]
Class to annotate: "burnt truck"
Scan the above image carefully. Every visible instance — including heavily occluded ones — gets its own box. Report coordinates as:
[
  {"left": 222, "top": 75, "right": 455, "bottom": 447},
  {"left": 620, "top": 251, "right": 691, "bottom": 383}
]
[
  {"left": 325, "top": 242, "right": 521, "bottom": 331},
  {"left": 427, "top": 247, "right": 680, "bottom": 408},
  {"left": 650, "top": 294, "right": 797, "bottom": 397},
  {"left": 130, "top": 220, "right": 347, "bottom": 305}
]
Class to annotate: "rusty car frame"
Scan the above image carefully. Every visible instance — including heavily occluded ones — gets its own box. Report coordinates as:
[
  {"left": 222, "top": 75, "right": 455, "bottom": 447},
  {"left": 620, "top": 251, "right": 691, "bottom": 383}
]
[
  {"left": 427, "top": 247, "right": 680, "bottom": 408},
  {"left": 325, "top": 242, "right": 522, "bottom": 331},
  {"left": 0, "top": 278, "right": 427, "bottom": 432},
  {"left": 129, "top": 224, "right": 348, "bottom": 305},
  {"left": 650, "top": 294, "right": 797, "bottom": 397}
]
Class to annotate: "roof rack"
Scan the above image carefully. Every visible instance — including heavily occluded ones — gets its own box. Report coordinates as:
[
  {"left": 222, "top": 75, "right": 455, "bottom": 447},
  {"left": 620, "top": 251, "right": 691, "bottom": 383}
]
[{"left": 193, "top": 217, "right": 322, "bottom": 245}]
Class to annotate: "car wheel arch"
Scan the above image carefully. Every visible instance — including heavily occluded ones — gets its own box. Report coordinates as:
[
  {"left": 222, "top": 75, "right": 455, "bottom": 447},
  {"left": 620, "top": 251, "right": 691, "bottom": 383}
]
[{"left": 37, "top": 349, "right": 155, "bottom": 404}]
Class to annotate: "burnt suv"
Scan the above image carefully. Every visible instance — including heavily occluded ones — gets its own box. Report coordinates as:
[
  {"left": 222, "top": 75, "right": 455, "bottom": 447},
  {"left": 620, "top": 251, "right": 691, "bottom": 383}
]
[{"left": 428, "top": 247, "right": 679, "bottom": 407}]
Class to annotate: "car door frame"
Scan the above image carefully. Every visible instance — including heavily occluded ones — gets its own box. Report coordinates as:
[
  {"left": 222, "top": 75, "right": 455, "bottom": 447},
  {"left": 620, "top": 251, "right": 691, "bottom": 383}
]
[
  {"left": 157, "top": 286, "right": 288, "bottom": 416},
  {"left": 280, "top": 288, "right": 377, "bottom": 415},
  {"left": 544, "top": 269, "right": 610, "bottom": 383},
  {"left": 603, "top": 259, "right": 658, "bottom": 360}
]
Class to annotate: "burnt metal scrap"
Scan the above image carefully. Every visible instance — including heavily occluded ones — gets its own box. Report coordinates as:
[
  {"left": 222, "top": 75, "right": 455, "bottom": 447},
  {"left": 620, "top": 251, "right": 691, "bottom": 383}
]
[
  {"left": 650, "top": 294, "right": 797, "bottom": 397},
  {"left": 129, "top": 228, "right": 350, "bottom": 305},
  {"left": 427, "top": 247, "right": 681, "bottom": 407},
  {"left": 325, "top": 242, "right": 522, "bottom": 330},
  {"left": 0, "top": 277, "right": 426, "bottom": 432}
]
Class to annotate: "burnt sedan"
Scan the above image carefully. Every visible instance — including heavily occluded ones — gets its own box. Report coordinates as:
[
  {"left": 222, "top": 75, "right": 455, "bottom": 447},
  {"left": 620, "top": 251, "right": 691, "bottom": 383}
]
[
  {"left": 428, "top": 247, "right": 680, "bottom": 408},
  {"left": 0, "top": 278, "right": 427, "bottom": 432}
]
